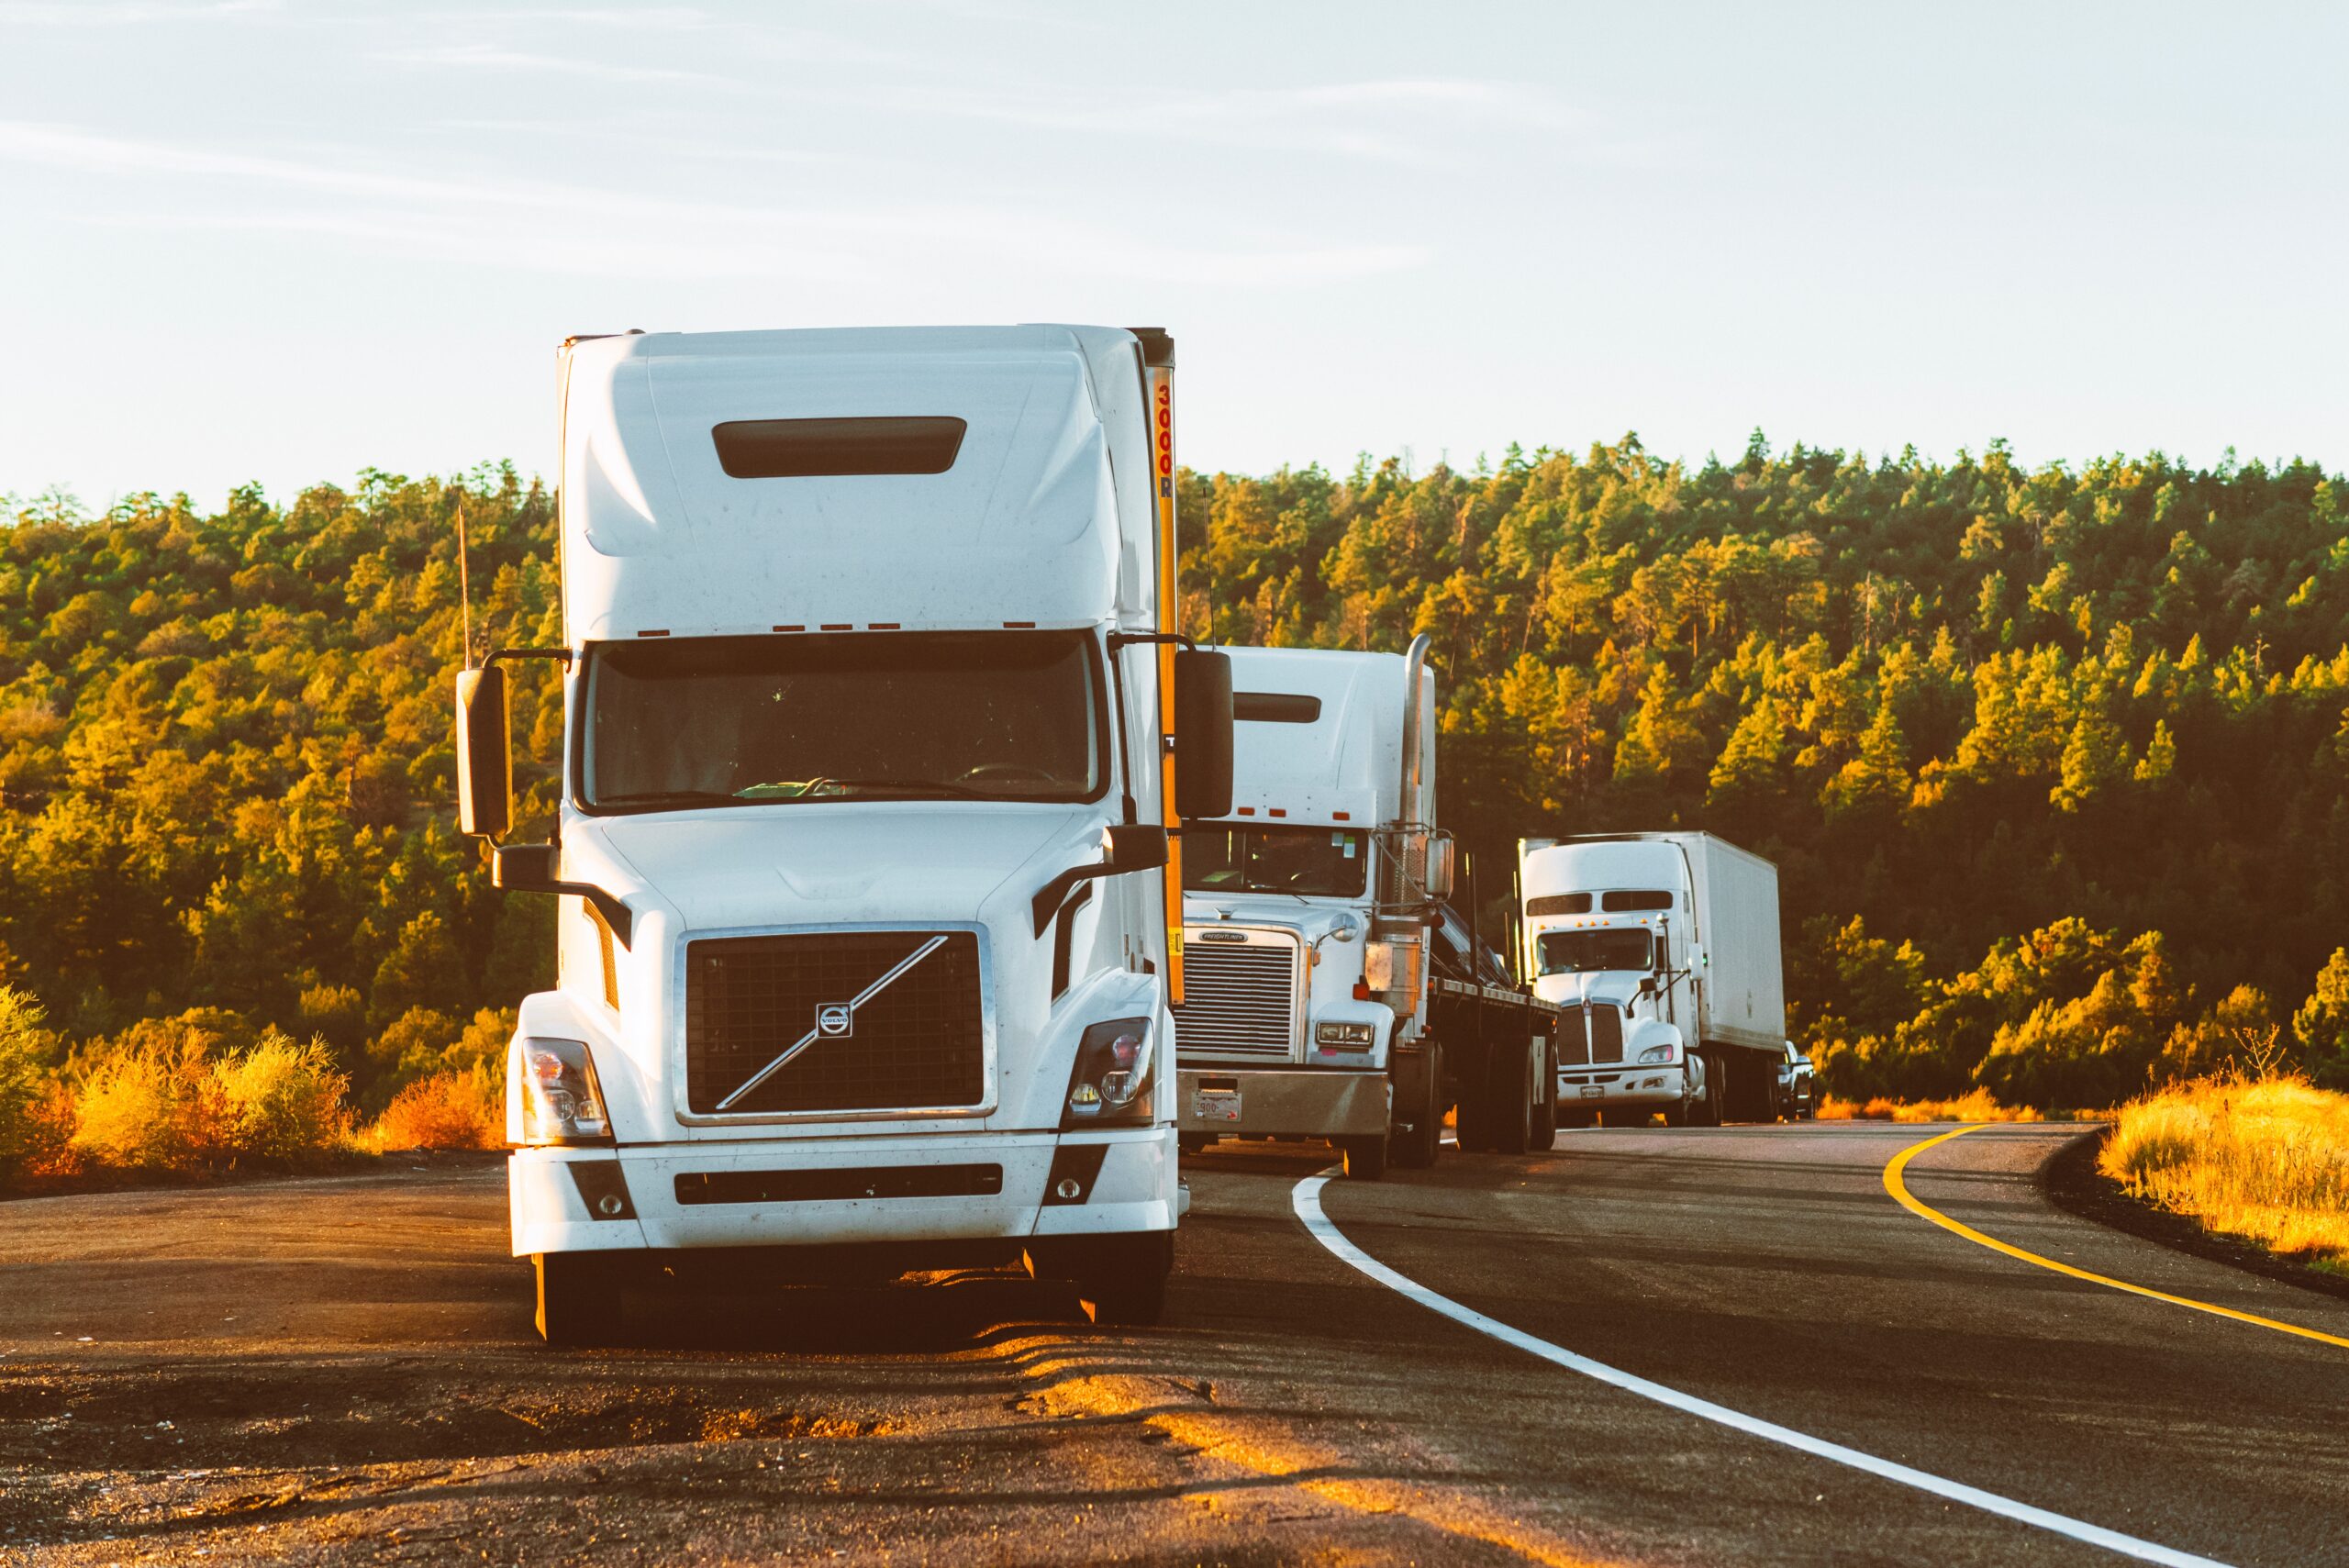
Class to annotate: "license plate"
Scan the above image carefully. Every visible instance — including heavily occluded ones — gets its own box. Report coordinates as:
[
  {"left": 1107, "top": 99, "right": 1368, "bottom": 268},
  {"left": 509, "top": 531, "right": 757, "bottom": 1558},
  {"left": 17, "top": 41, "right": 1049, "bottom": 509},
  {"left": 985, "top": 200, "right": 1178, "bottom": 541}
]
[
  {"left": 1579, "top": 1084, "right": 1604, "bottom": 1098},
  {"left": 1193, "top": 1089, "right": 1242, "bottom": 1123}
]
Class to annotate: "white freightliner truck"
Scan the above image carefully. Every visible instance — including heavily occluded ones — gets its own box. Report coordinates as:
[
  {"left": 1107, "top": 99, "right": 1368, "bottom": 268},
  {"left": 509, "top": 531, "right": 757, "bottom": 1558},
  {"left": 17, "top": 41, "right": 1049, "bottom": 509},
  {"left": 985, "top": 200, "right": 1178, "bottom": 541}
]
[
  {"left": 1517, "top": 832, "right": 1785, "bottom": 1126},
  {"left": 453, "top": 325, "right": 1236, "bottom": 1343},
  {"left": 1173, "top": 639, "right": 1563, "bottom": 1176}
]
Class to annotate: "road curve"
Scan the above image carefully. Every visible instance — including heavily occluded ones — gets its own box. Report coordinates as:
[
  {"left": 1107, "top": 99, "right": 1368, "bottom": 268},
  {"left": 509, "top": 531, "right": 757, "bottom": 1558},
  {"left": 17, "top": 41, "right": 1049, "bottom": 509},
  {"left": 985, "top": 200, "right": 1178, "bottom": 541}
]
[{"left": 3, "top": 1124, "right": 2344, "bottom": 1566}]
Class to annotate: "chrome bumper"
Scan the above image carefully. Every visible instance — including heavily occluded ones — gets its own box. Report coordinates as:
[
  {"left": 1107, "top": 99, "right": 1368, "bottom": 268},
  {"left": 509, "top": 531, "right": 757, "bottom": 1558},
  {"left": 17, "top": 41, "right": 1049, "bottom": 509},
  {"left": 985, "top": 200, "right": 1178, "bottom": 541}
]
[{"left": 1176, "top": 1066, "right": 1390, "bottom": 1137}]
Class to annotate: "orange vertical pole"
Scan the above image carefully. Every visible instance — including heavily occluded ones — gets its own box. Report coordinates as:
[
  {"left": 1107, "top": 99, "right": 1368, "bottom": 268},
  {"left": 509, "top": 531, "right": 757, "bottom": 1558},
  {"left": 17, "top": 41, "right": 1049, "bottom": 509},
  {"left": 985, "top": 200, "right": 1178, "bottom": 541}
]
[{"left": 1147, "top": 363, "right": 1184, "bottom": 1005}]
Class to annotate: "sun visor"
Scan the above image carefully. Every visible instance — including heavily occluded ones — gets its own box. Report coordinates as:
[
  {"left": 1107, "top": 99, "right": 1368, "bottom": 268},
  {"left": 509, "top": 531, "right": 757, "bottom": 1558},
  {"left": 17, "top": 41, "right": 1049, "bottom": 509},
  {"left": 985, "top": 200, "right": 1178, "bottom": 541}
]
[{"left": 562, "top": 333, "right": 1121, "bottom": 640}]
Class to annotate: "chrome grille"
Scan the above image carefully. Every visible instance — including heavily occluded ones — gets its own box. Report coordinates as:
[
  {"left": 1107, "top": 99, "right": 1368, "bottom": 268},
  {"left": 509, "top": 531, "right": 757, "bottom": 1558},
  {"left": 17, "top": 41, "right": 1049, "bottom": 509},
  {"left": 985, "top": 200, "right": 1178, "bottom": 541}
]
[
  {"left": 1557, "top": 1004, "right": 1626, "bottom": 1066},
  {"left": 1174, "top": 935, "right": 1299, "bottom": 1058},
  {"left": 1589, "top": 1004, "right": 1624, "bottom": 1062},
  {"left": 685, "top": 930, "right": 985, "bottom": 1115}
]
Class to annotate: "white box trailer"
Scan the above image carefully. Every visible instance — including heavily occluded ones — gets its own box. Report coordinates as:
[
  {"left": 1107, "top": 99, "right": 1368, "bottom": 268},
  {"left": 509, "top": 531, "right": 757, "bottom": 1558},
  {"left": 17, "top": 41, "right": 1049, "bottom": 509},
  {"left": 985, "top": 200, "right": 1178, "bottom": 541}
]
[
  {"left": 452, "top": 325, "right": 1236, "bottom": 1342},
  {"left": 1518, "top": 832, "right": 1785, "bottom": 1125}
]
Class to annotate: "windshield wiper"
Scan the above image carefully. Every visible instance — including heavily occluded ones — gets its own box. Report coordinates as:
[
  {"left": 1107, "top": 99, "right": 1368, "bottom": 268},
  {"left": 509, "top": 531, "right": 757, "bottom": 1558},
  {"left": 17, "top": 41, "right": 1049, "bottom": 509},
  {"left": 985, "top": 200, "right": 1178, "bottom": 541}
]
[{"left": 734, "top": 777, "right": 996, "bottom": 800}]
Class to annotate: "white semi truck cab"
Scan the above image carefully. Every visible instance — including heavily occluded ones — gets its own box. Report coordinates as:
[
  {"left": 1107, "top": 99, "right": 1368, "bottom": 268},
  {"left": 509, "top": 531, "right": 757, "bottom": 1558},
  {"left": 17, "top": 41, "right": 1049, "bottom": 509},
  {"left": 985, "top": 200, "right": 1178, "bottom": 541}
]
[
  {"left": 453, "top": 325, "right": 1234, "bottom": 1342},
  {"left": 1518, "top": 832, "right": 1785, "bottom": 1127},
  {"left": 1174, "top": 639, "right": 1561, "bottom": 1175}
]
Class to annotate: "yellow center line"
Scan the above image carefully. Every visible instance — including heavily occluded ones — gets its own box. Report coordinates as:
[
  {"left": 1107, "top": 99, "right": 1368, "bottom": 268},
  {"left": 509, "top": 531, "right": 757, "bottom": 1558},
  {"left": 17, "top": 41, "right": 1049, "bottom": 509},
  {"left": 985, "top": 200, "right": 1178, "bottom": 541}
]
[{"left": 1884, "top": 1124, "right": 2349, "bottom": 1351}]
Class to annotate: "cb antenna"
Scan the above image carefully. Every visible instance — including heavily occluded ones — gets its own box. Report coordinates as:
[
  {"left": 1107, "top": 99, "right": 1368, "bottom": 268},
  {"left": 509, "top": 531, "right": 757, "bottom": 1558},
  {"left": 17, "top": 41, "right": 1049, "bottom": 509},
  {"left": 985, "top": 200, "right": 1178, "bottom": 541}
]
[{"left": 455, "top": 491, "right": 475, "bottom": 670}]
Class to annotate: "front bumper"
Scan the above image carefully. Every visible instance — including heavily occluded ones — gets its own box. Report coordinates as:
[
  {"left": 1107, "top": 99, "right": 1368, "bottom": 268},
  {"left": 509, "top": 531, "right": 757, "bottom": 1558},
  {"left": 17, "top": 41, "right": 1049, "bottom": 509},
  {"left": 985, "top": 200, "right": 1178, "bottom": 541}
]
[
  {"left": 1557, "top": 1063, "right": 1686, "bottom": 1108},
  {"left": 510, "top": 1126, "right": 1175, "bottom": 1258},
  {"left": 1175, "top": 1065, "right": 1389, "bottom": 1137}
]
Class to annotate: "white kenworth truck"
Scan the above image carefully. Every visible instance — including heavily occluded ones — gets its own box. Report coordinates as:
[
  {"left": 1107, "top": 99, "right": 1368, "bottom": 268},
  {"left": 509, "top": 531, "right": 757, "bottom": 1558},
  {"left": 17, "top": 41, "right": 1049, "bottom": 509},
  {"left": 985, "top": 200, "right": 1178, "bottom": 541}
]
[
  {"left": 1517, "top": 832, "right": 1785, "bottom": 1127},
  {"left": 1173, "top": 639, "right": 1562, "bottom": 1177},
  {"left": 453, "top": 325, "right": 1235, "bottom": 1343}
]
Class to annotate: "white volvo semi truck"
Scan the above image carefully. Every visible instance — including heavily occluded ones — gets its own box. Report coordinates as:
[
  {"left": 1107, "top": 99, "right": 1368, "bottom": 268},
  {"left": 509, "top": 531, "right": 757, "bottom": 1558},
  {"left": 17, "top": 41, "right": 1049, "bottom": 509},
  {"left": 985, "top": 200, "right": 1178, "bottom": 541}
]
[
  {"left": 1517, "top": 832, "right": 1785, "bottom": 1126},
  {"left": 1173, "top": 639, "right": 1561, "bottom": 1177},
  {"left": 454, "top": 325, "right": 1234, "bottom": 1342}
]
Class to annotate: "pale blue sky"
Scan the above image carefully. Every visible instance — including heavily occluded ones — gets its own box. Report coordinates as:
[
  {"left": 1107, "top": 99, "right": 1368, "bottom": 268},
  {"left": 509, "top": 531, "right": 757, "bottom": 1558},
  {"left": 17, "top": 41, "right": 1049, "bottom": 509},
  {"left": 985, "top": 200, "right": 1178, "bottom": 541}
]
[{"left": 4, "top": 1, "right": 2343, "bottom": 508}]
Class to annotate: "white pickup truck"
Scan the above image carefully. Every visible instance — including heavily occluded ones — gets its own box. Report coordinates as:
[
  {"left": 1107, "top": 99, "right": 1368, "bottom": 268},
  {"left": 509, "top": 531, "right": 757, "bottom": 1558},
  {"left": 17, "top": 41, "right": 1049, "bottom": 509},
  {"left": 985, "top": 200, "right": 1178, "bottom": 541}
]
[{"left": 454, "top": 325, "right": 1235, "bottom": 1341}]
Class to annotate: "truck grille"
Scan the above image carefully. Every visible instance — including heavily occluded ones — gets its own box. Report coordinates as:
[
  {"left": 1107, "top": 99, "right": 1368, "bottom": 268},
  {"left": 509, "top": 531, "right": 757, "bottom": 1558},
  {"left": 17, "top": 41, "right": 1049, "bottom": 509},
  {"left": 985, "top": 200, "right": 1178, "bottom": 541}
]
[
  {"left": 685, "top": 930, "right": 985, "bottom": 1116},
  {"left": 1174, "top": 935, "right": 1298, "bottom": 1058},
  {"left": 1557, "top": 1004, "right": 1625, "bottom": 1066}
]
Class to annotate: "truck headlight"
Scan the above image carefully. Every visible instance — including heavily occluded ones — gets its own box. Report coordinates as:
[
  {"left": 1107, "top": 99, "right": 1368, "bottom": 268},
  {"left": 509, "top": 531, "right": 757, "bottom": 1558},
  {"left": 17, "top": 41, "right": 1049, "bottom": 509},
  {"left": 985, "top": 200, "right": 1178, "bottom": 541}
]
[
  {"left": 1638, "top": 1044, "right": 1676, "bottom": 1064},
  {"left": 1063, "top": 1018, "right": 1153, "bottom": 1128},
  {"left": 1314, "top": 1020, "right": 1376, "bottom": 1050},
  {"left": 518, "top": 1038, "right": 612, "bottom": 1145}
]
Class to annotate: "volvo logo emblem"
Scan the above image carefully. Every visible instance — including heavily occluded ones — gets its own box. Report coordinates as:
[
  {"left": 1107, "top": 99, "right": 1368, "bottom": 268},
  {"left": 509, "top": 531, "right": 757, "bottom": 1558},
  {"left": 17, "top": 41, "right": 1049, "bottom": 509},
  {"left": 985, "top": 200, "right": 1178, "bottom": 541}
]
[{"left": 816, "top": 1003, "right": 853, "bottom": 1038}]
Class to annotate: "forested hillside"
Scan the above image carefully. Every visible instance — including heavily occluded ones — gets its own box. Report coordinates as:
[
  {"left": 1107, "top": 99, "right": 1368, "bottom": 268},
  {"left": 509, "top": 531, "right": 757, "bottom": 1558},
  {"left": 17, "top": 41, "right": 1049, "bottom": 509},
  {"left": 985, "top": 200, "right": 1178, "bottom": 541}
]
[{"left": 1, "top": 436, "right": 2345, "bottom": 1121}]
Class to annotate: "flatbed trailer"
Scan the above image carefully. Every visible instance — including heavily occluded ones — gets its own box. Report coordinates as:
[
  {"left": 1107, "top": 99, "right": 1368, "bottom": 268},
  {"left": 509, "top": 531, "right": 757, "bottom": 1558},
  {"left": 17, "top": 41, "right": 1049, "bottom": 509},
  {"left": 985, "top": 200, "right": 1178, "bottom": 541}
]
[{"left": 1414, "top": 942, "right": 1567, "bottom": 1156}]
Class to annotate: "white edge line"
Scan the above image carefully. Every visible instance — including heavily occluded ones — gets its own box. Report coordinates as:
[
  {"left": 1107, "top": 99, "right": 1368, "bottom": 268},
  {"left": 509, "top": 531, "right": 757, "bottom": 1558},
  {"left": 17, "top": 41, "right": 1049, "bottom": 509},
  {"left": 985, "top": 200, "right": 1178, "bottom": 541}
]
[{"left": 1290, "top": 1174, "right": 2233, "bottom": 1568}]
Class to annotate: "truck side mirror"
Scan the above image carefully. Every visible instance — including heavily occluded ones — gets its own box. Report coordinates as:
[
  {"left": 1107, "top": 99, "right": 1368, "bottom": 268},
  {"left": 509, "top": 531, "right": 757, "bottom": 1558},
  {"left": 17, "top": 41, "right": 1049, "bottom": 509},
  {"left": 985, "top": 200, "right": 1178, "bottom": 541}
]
[
  {"left": 455, "top": 666, "right": 512, "bottom": 840},
  {"left": 1103, "top": 822, "right": 1169, "bottom": 872},
  {"left": 1423, "top": 838, "right": 1455, "bottom": 901},
  {"left": 1030, "top": 822, "right": 1173, "bottom": 937},
  {"left": 1173, "top": 649, "right": 1234, "bottom": 820}
]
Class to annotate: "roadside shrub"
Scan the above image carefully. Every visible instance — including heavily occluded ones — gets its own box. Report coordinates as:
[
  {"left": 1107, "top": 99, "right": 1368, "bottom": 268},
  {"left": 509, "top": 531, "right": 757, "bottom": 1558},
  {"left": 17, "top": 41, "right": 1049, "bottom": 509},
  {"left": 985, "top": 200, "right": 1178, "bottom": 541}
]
[
  {"left": 2100, "top": 1075, "right": 2349, "bottom": 1270},
  {"left": 213, "top": 1031, "right": 352, "bottom": 1161},
  {"left": 0, "top": 986, "right": 63, "bottom": 1184},
  {"left": 72, "top": 1038, "right": 229, "bottom": 1170},
  {"left": 1816, "top": 1090, "right": 2048, "bottom": 1123},
  {"left": 369, "top": 1062, "right": 503, "bottom": 1151}
]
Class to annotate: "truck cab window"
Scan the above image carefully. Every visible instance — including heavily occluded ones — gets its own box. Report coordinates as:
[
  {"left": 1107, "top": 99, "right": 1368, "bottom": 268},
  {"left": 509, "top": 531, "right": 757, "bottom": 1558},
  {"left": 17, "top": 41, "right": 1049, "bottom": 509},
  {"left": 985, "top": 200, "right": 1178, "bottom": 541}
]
[
  {"left": 1600, "top": 890, "right": 1674, "bottom": 912},
  {"left": 1183, "top": 825, "right": 1366, "bottom": 897},
  {"left": 1535, "top": 928, "right": 1655, "bottom": 975},
  {"left": 583, "top": 630, "right": 1104, "bottom": 810}
]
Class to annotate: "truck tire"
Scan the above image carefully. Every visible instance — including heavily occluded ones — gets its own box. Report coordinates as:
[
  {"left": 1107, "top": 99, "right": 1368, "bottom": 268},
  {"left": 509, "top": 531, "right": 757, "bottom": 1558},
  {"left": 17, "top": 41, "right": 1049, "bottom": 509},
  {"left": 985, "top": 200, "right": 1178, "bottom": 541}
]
[
  {"left": 534, "top": 1252, "right": 627, "bottom": 1348},
  {"left": 1339, "top": 1134, "right": 1389, "bottom": 1180},
  {"left": 1528, "top": 1054, "right": 1558, "bottom": 1149},
  {"left": 1453, "top": 1051, "right": 1490, "bottom": 1152},
  {"left": 1689, "top": 1051, "right": 1723, "bottom": 1128},
  {"left": 1074, "top": 1231, "right": 1173, "bottom": 1328},
  {"left": 1488, "top": 1039, "right": 1535, "bottom": 1155},
  {"left": 1392, "top": 1043, "right": 1443, "bottom": 1169}
]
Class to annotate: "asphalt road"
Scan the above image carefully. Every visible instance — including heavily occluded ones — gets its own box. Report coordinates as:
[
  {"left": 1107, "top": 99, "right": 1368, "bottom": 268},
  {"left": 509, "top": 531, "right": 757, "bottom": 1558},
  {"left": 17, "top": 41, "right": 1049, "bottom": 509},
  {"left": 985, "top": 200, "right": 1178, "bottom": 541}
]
[{"left": 5, "top": 1123, "right": 2346, "bottom": 1567}]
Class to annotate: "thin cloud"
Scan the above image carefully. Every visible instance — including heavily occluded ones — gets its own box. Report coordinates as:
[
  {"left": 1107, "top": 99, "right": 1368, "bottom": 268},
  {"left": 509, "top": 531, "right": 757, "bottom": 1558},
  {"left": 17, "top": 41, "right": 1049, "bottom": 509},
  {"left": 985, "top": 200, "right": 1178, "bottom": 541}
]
[
  {"left": 377, "top": 42, "right": 732, "bottom": 85},
  {"left": 2, "top": 120, "right": 1425, "bottom": 287},
  {"left": 0, "top": 0, "right": 277, "bottom": 21},
  {"left": 852, "top": 77, "right": 1578, "bottom": 165}
]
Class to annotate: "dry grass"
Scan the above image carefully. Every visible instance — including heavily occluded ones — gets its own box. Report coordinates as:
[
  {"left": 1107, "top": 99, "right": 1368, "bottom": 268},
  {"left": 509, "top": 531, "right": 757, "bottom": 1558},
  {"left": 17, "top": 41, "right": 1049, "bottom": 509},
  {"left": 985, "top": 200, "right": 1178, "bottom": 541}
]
[
  {"left": 1816, "top": 1088, "right": 2052, "bottom": 1123},
  {"left": 365, "top": 1063, "right": 504, "bottom": 1152},
  {"left": 2099, "top": 1075, "right": 2349, "bottom": 1272}
]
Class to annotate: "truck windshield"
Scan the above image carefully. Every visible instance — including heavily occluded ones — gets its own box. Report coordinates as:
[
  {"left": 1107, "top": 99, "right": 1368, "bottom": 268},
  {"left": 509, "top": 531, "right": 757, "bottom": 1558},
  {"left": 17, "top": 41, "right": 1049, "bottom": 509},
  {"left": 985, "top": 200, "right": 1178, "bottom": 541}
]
[
  {"left": 1184, "top": 826, "right": 1367, "bottom": 897},
  {"left": 583, "top": 631, "right": 1104, "bottom": 809},
  {"left": 1536, "top": 928, "right": 1654, "bottom": 975}
]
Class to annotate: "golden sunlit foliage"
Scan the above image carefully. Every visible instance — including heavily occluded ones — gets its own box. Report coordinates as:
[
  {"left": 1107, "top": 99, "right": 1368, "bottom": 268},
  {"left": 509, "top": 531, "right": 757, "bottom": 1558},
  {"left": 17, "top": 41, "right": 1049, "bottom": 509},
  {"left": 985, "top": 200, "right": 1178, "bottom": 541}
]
[
  {"left": 1175, "top": 438, "right": 2349, "bottom": 1109},
  {"left": 2100, "top": 1075, "right": 2349, "bottom": 1272},
  {"left": 0, "top": 438, "right": 2343, "bottom": 1190}
]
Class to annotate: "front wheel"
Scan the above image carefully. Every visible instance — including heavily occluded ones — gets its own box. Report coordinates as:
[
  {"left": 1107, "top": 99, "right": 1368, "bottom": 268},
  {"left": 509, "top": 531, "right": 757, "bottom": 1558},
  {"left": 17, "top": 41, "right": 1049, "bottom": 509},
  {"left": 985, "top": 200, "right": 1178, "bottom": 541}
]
[
  {"left": 1339, "top": 1134, "right": 1389, "bottom": 1180},
  {"left": 533, "top": 1252, "right": 628, "bottom": 1348},
  {"left": 1072, "top": 1231, "right": 1173, "bottom": 1327}
]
